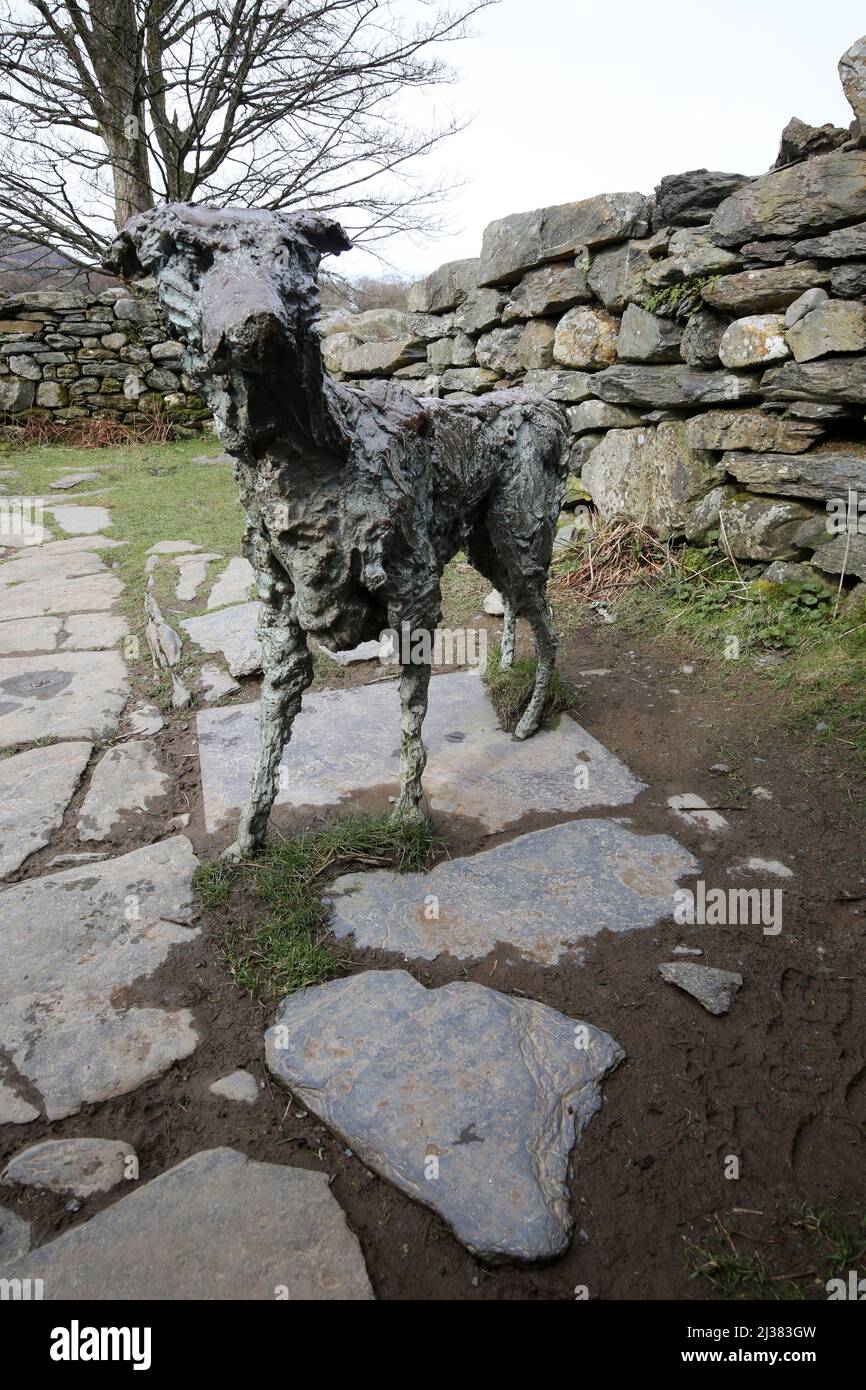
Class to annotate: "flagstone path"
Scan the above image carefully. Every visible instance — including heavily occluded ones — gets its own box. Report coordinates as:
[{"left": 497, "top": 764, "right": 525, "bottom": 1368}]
[{"left": 0, "top": 462, "right": 749, "bottom": 1294}]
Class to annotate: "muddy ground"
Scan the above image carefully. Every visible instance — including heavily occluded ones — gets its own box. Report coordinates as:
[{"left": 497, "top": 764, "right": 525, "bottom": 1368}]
[{"left": 2, "top": 614, "right": 865, "bottom": 1302}]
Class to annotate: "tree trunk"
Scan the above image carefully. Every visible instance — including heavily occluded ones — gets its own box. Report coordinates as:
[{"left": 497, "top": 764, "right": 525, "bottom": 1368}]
[{"left": 89, "top": 0, "right": 154, "bottom": 227}]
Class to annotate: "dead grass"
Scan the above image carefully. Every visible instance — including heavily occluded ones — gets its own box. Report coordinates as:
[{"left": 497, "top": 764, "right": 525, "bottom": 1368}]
[{"left": 550, "top": 518, "right": 672, "bottom": 604}]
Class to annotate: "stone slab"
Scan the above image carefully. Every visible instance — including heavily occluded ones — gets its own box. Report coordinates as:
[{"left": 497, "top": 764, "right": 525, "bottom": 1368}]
[
  {"left": 0, "top": 741, "right": 92, "bottom": 876},
  {"left": 0, "top": 616, "right": 62, "bottom": 655},
  {"left": 325, "top": 819, "right": 698, "bottom": 965},
  {"left": 266, "top": 971, "right": 623, "bottom": 1262},
  {"left": 206, "top": 556, "right": 254, "bottom": 610},
  {"left": 61, "top": 613, "right": 129, "bottom": 650},
  {"left": 76, "top": 740, "right": 172, "bottom": 842},
  {"left": 174, "top": 551, "right": 220, "bottom": 601},
  {"left": 0, "top": 650, "right": 129, "bottom": 748},
  {"left": 0, "top": 573, "right": 123, "bottom": 621},
  {"left": 196, "top": 670, "right": 646, "bottom": 835},
  {"left": 1, "top": 1139, "right": 135, "bottom": 1198},
  {"left": 180, "top": 601, "right": 261, "bottom": 676},
  {"left": 0, "top": 1209, "right": 30, "bottom": 1262},
  {"left": 46, "top": 505, "right": 111, "bottom": 535},
  {"left": 200, "top": 663, "right": 240, "bottom": 703},
  {"left": 0, "top": 1081, "right": 40, "bottom": 1125},
  {"left": 0, "top": 1148, "right": 373, "bottom": 1300},
  {"left": 0, "top": 836, "right": 200, "bottom": 1119}
]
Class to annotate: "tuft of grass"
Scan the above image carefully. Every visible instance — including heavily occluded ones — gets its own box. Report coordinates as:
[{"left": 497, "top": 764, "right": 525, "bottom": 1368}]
[
  {"left": 482, "top": 638, "right": 578, "bottom": 732},
  {"left": 689, "top": 1200, "right": 866, "bottom": 1300},
  {"left": 196, "top": 810, "right": 437, "bottom": 1002},
  {"left": 616, "top": 544, "right": 866, "bottom": 765}
]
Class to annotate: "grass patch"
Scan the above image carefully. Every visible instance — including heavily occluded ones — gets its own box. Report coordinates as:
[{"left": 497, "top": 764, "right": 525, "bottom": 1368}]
[
  {"left": 615, "top": 543, "right": 866, "bottom": 766},
  {"left": 482, "top": 638, "right": 578, "bottom": 732},
  {"left": 195, "top": 810, "right": 438, "bottom": 1002},
  {"left": 689, "top": 1200, "right": 866, "bottom": 1300}
]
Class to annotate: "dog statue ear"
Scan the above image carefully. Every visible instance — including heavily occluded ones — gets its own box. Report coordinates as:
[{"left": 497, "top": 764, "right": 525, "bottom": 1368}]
[
  {"left": 297, "top": 215, "right": 352, "bottom": 257},
  {"left": 102, "top": 228, "right": 145, "bottom": 280}
]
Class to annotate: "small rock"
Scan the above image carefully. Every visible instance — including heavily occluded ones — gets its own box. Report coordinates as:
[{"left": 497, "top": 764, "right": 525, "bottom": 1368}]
[
  {"left": 751, "top": 786, "right": 773, "bottom": 800},
  {"left": 727, "top": 857, "right": 793, "bottom": 879},
  {"left": 127, "top": 703, "right": 164, "bottom": 736},
  {"left": 482, "top": 589, "right": 505, "bottom": 616},
  {"left": 208, "top": 1070, "right": 261, "bottom": 1104},
  {"left": 1, "top": 1138, "right": 136, "bottom": 1198},
  {"left": 200, "top": 663, "right": 241, "bottom": 702},
  {"left": 668, "top": 793, "right": 729, "bottom": 831},
  {"left": 672, "top": 945, "right": 704, "bottom": 956},
  {"left": 659, "top": 962, "right": 743, "bottom": 1015},
  {"left": 784, "top": 288, "right": 829, "bottom": 328}
]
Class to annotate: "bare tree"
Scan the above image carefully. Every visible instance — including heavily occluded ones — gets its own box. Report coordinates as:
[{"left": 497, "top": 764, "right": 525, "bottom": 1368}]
[{"left": 0, "top": 0, "right": 492, "bottom": 271}]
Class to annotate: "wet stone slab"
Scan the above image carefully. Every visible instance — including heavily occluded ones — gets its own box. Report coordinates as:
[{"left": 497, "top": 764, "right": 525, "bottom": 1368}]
[
  {"left": 0, "top": 650, "right": 129, "bottom": 748},
  {"left": 197, "top": 669, "right": 646, "bottom": 835},
  {"left": 0, "top": 836, "right": 200, "bottom": 1119},
  {"left": 0, "top": 1148, "right": 374, "bottom": 1299},
  {"left": 76, "top": 739, "right": 172, "bottom": 842},
  {"left": 326, "top": 819, "right": 699, "bottom": 965},
  {"left": 266, "top": 970, "right": 624, "bottom": 1262},
  {"left": 0, "top": 741, "right": 92, "bottom": 876}
]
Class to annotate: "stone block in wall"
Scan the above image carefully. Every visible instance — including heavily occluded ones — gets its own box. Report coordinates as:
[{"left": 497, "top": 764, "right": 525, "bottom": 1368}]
[
  {"left": 0, "top": 339, "right": 43, "bottom": 355},
  {"left": 592, "top": 363, "right": 760, "bottom": 408},
  {"left": 772, "top": 118, "right": 849, "bottom": 170},
  {"left": 427, "top": 333, "right": 474, "bottom": 369},
  {"left": 793, "top": 222, "right": 866, "bottom": 259},
  {"left": 406, "top": 258, "right": 481, "bottom": 313},
  {"left": 710, "top": 150, "right": 866, "bottom": 247},
  {"left": 114, "top": 297, "right": 160, "bottom": 323},
  {"left": 723, "top": 450, "right": 866, "bottom": 503},
  {"left": 567, "top": 401, "right": 642, "bottom": 436},
  {"left": 718, "top": 315, "right": 790, "bottom": 369},
  {"left": 0, "top": 377, "right": 35, "bottom": 411},
  {"left": 617, "top": 304, "right": 681, "bottom": 363},
  {"left": 399, "top": 375, "right": 441, "bottom": 398},
  {"left": 475, "top": 326, "right": 524, "bottom": 375},
  {"left": 322, "top": 334, "right": 425, "bottom": 375},
  {"left": 761, "top": 357, "right": 866, "bottom": 404},
  {"left": 581, "top": 420, "right": 726, "bottom": 535},
  {"left": 653, "top": 170, "right": 752, "bottom": 229},
  {"left": 0, "top": 291, "right": 86, "bottom": 312},
  {"left": 517, "top": 320, "right": 556, "bottom": 371},
  {"left": 439, "top": 366, "right": 498, "bottom": 393},
  {"left": 587, "top": 239, "right": 654, "bottom": 311},
  {"left": 521, "top": 369, "right": 594, "bottom": 402},
  {"left": 644, "top": 230, "right": 742, "bottom": 287},
  {"left": 830, "top": 264, "right": 866, "bottom": 297},
  {"left": 477, "top": 193, "right": 652, "bottom": 287},
  {"left": 702, "top": 264, "right": 830, "bottom": 315},
  {"left": 501, "top": 260, "right": 592, "bottom": 321},
  {"left": 786, "top": 299, "right": 866, "bottom": 362},
  {"left": 150, "top": 340, "right": 184, "bottom": 364},
  {"left": 680, "top": 308, "right": 727, "bottom": 367},
  {"left": 8, "top": 355, "right": 41, "bottom": 379},
  {"left": 68, "top": 377, "right": 101, "bottom": 397},
  {"left": 810, "top": 534, "right": 866, "bottom": 580},
  {"left": 101, "top": 332, "right": 128, "bottom": 351},
  {"left": 718, "top": 495, "right": 822, "bottom": 561},
  {"left": 553, "top": 307, "right": 619, "bottom": 370},
  {"left": 567, "top": 434, "right": 603, "bottom": 475},
  {"left": 454, "top": 289, "right": 508, "bottom": 336},
  {"left": 36, "top": 382, "right": 68, "bottom": 408},
  {"left": 684, "top": 410, "right": 823, "bottom": 453},
  {"left": 0, "top": 318, "right": 43, "bottom": 334},
  {"left": 146, "top": 368, "right": 180, "bottom": 391}
]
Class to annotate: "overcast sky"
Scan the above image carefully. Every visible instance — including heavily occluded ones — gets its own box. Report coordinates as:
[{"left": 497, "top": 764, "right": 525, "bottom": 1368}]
[{"left": 338, "top": 0, "right": 864, "bottom": 283}]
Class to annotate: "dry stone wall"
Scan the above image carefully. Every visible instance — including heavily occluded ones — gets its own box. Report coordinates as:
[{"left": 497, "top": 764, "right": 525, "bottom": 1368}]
[
  {"left": 321, "top": 37, "right": 866, "bottom": 587},
  {"left": 0, "top": 286, "right": 209, "bottom": 431}
]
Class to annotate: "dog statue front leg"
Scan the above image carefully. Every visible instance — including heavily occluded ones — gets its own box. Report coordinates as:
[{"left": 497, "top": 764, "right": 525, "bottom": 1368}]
[{"left": 221, "top": 591, "right": 312, "bottom": 862}]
